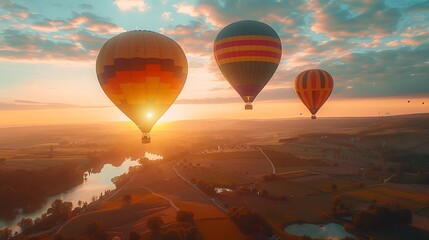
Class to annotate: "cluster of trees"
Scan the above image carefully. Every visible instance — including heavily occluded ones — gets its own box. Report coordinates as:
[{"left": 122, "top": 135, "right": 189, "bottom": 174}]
[
  {"left": 227, "top": 207, "right": 273, "bottom": 237},
  {"left": 191, "top": 179, "right": 235, "bottom": 196},
  {"left": 0, "top": 166, "right": 83, "bottom": 220},
  {"left": 352, "top": 205, "right": 412, "bottom": 230},
  {"left": 320, "top": 195, "right": 352, "bottom": 219},
  {"left": 236, "top": 187, "right": 288, "bottom": 202},
  {"left": 16, "top": 199, "right": 79, "bottom": 235},
  {"left": 147, "top": 210, "right": 197, "bottom": 240},
  {"left": 191, "top": 178, "right": 288, "bottom": 202},
  {"left": 262, "top": 174, "right": 282, "bottom": 181}
]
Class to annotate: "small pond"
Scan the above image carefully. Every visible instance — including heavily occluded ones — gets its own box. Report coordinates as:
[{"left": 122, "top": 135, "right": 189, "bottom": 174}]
[{"left": 284, "top": 223, "right": 357, "bottom": 240}]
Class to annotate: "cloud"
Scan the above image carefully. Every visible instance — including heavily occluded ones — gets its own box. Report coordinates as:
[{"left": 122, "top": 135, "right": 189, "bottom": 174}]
[
  {"left": 113, "top": 0, "right": 149, "bottom": 12},
  {"left": 161, "top": 12, "right": 173, "bottom": 21},
  {"left": 0, "top": 0, "right": 30, "bottom": 20},
  {"left": 79, "top": 4, "right": 94, "bottom": 10},
  {"left": 66, "top": 12, "right": 125, "bottom": 34},
  {"left": 0, "top": 29, "right": 106, "bottom": 62},
  {"left": 30, "top": 20, "right": 58, "bottom": 32},
  {"left": 173, "top": 0, "right": 306, "bottom": 29},
  {"left": 406, "top": 1, "right": 429, "bottom": 12},
  {"left": 28, "top": 13, "right": 124, "bottom": 34},
  {"left": 0, "top": 10, "right": 124, "bottom": 62},
  {"left": 320, "top": 43, "right": 429, "bottom": 98},
  {"left": 309, "top": 0, "right": 401, "bottom": 39},
  {"left": 176, "top": 87, "right": 296, "bottom": 104},
  {"left": 0, "top": 100, "right": 112, "bottom": 111}
]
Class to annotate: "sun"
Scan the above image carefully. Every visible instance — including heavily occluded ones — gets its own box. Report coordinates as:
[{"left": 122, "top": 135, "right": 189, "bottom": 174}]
[{"left": 146, "top": 112, "right": 154, "bottom": 119}]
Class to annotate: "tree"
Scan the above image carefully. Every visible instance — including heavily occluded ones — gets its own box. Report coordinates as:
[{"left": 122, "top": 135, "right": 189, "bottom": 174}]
[
  {"left": 147, "top": 216, "right": 164, "bottom": 232},
  {"left": 129, "top": 231, "right": 141, "bottom": 240},
  {"left": 86, "top": 220, "right": 108, "bottom": 240},
  {"left": 176, "top": 210, "right": 194, "bottom": 223},
  {"left": 227, "top": 207, "right": 272, "bottom": 236},
  {"left": 0, "top": 228, "right": 12, "bottom": 240},
  {"left": 47, "top": 199, "right": 73, "bottom": 221},
  {"left": 162, "top": 230, "right": 180, "bottom": 240}
]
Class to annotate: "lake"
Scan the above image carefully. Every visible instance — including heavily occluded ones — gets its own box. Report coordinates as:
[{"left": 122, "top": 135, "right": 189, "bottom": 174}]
[{"left": 284, "top": 223, "right": 357, "bottom": 240}]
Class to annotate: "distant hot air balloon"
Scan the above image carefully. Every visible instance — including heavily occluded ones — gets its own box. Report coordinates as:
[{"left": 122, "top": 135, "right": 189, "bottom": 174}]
[
  {"left": 214, "top": 20, "right": 282, "bottom": 110},
  {"left": 96, "top": 30, "right": 188, "bottom": 143},
  {"left": 294, "top": 69, "right": 334, "bottom": 119}
]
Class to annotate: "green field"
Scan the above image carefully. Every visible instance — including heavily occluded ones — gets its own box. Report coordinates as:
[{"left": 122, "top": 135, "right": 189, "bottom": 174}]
[
  {"left": 295, "top": 177, "right": 359, "bottom": 193},
  {"left": 258, "top": 180, "right": 321, "bottom": 197},
  {"left": 343, "top": 187, "right": 427, "bottom": 212},
  {"left": 179, "top": 166, "right": 250, "bottom": 185}
]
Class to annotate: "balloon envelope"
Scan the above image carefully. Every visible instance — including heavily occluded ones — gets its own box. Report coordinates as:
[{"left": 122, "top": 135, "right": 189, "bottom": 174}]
[
  {"left": 214, "top": 20, "right": 282, "bottom": 109},
  {"left": 294, "top": 69, "right": 333, "bottom": 119},
  {"left": 96, "top": 31, "right": 188, "bottom": 140}
]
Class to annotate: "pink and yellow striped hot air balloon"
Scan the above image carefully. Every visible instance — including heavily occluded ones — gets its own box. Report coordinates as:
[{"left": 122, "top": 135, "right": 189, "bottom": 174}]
[
  {"left": 214, "top": 20, "right": 282, "bottom": 110},
  {"left": 294, "top": 69, "right": 334, "bottom": 119},
  {"left": 96, "top": 30, "right": 188, "bottom": 143}
]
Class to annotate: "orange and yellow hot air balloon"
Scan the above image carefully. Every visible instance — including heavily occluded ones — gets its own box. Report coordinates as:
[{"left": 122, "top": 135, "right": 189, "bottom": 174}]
[
  {"left": 294, "top": 69, "right": 333, "bottom": 119},
  {"left": 96, "top": 30, "right": 188, "bottom": 143}
]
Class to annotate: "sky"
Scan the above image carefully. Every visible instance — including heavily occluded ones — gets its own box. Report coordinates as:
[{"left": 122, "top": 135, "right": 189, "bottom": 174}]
[{"left": 0, "top": 0, "right": 428, "bottom": 126}]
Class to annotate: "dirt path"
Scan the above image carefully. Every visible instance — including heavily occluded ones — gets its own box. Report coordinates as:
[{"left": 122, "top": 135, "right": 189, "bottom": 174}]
[
  {"left": 257, "top": 147, "right": 276, "bottom": 174},
  {"left": 172, "top": 165, "right": 227, "bottom": 213},
  {"left": 139, "top": 186, "right": 179, "bottom": 210}
]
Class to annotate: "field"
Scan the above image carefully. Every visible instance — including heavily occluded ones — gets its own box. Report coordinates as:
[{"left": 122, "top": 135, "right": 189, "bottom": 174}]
[
  {"left": 343, "top": 187, "right": 428, "bottom": 212},
  {"left": 1, "top": 114, "right": 429, "bottom": 239},
  {"left": 257, "top": 179, "right": 321, "bottom": 197},
  {"left": 178, "top": 165, "right": 251, "bottom": 185}
]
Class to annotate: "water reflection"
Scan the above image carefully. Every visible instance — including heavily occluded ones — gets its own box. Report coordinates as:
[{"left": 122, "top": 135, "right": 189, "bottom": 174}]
[
  {"left": 215, "top": 187, "right": 233, "bottom": 194},
  {"left": 0, "top": 158, "right": 140, "bottom": 231},
  {"left": 284, "top": 223, "right": 357, "bottom": 240},
  {"left": 145, "top": 152, "right": 163, "bottom": 161}
]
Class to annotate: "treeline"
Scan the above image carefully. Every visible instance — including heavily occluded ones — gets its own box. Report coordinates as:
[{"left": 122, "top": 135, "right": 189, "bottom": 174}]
[
  {"left": 352, "top": 205, "right": 412, "bottom": 230},
  {"left": 227, "top": 207, "right": 273, "bottom": 237},
  {"left": 192, "top": 178, "right": 288, "bottom": 202},
  {"left": 0, "top": 165, "right": 83, "bottom": 220},
  {"left": 0, "top": 210, "right": 199, "bottom": 240}
]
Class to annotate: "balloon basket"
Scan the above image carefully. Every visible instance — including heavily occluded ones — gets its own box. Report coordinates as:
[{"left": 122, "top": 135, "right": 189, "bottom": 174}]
[
  {"left": 141, "top": 133, "right": 151, "bottom": 144},
  {"left": 311, "top": 115, "right": 316, "bottom": 120},
  {"left": 245, "top": 103, "right": 253, "bottom": 110}
]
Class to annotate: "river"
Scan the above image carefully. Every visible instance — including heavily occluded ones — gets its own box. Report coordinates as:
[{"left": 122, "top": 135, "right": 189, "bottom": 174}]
[{"left": 0, "top": 157, "right": 142, "bottom": 232}]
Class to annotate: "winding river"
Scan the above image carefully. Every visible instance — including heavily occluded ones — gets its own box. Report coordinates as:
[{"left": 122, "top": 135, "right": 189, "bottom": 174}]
[{"left": 0, "top": 155, "right": 148, "bottom": 232}]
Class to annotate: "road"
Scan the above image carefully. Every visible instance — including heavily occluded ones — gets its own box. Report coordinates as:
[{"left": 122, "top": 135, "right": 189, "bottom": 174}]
[
  {"left": 257, "top": 147, "right": 276, "bottom": 174},
  {"left": 172, "top": 165, "right": 227, "bottom": 212}
]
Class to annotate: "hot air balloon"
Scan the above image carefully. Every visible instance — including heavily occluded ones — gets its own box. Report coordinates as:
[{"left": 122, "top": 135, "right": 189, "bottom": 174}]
[
  {"left": 96, "top": 30, "right": 188, "bottom": 143},
  {"left": 294, "top": 69, "right": 333, "bottom": 119},
  {"left": 214, "top": 20, "right": 282, "bottom": 110}
]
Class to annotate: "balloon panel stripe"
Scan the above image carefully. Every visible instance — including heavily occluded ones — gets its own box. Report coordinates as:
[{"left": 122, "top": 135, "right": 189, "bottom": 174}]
[
  {"left": 302, "top": 70, "right": 309, "bottom": 89},
  {"left": 216, "top": 50, "right": 281, "bottom": 60},
  {"left": 217, "top": 57, "right": 280, "bottom": 64},
  {"left": 99, "top": 58, "right": 185, "bottom": 85},
  {"left": 215, "top": 39, "right": 282, "bottom": 51},
  {"left": 214, "top": 45, "right": 282, "bottom": 55},
  {"left": 311, "top": 70, "right": 317, "bottom": 89},
  {"left": 214, "top": 35, "right": 281, "bottom": 45},
  {"left": 319, "top": 70, "right": 326, "bottom": 88}
]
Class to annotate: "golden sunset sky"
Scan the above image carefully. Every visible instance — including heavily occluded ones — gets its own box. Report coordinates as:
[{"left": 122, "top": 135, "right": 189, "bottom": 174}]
[{"left": 0, "top": 0, "right": 428, "bottom": 127}]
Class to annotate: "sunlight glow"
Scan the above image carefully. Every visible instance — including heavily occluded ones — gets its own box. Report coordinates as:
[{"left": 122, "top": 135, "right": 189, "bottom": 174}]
[{"left": 146, "top": 112, "right": 154, "bottom": 119}]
